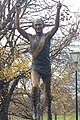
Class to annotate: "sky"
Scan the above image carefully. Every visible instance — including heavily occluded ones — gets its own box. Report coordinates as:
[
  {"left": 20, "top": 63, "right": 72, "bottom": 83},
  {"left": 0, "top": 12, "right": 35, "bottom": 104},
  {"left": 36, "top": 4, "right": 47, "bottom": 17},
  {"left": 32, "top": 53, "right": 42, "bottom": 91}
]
[
  {"left": 62, "top": 0, "right": 80, "bottom": 51},
  {"left": 60, "top": 0, "right": 80, "bottom": 12}
]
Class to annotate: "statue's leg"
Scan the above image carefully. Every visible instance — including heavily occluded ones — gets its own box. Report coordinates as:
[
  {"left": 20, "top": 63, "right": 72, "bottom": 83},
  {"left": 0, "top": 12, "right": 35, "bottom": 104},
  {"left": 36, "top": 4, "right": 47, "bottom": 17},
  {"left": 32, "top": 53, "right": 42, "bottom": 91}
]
[
  {"left": 43, "top": 78, "right": 52, "bottom": 120},
  {"left": 32, "top": 86, "right": 39, "bottom": 120},
  {"left": 31, "top": 69, "right": 40, "bottom": 120}
]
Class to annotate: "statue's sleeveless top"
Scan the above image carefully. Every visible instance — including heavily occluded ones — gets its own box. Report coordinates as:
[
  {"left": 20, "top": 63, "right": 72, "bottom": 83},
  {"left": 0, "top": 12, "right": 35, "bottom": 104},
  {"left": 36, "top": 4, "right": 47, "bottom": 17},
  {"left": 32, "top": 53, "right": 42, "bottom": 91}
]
[{"left": 30, "top": 34, "right": 51, "bottom": 78}]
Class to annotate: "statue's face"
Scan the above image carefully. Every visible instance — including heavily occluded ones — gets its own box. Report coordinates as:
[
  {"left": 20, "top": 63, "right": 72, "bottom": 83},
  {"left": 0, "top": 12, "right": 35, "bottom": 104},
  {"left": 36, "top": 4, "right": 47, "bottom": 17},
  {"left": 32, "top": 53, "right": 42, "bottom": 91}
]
[{"left": 33, "top": 19, "right": 44, "bottom": 34}]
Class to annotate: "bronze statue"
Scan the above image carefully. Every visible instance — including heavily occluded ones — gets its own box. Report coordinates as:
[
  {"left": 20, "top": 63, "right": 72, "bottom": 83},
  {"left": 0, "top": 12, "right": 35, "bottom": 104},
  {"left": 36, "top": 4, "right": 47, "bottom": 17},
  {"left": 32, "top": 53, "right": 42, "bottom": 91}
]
[{"left": 15, "top": 1, "right": 62, "bottom": 120}]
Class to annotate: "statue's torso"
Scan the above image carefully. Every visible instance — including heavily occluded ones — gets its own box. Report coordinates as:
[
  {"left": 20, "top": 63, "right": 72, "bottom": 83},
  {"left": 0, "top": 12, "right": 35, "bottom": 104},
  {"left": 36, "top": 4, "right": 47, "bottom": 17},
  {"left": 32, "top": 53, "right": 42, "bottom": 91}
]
[{"left": 29, "top": 34, "right": 51, "bottom": 76}]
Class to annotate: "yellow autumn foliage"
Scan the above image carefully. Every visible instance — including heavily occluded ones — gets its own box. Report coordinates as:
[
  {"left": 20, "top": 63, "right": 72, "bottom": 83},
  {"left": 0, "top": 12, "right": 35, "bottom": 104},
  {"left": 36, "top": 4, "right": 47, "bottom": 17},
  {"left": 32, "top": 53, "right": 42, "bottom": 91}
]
[{"left": 3, "top": 58, "right": 31, "bottom": 80}]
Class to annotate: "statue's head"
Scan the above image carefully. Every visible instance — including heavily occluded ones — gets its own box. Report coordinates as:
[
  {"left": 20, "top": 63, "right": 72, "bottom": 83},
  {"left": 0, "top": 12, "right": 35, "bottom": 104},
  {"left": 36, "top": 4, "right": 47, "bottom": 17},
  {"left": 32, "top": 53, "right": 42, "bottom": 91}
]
[{"left": 32, "top": 18, "right": 44, "bottom": 34}]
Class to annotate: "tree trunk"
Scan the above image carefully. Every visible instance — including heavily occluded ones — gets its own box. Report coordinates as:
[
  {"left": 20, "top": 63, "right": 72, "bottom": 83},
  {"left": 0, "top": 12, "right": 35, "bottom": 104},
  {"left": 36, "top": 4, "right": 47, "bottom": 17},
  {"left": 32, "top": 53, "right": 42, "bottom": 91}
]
[
  {"left": 0, "top": 102, "right": 9, "bottom": 120},
  {"left": 64, "top": 112, "right": 66, "bottom": 120},
  {"left": 54, "top": 113, "right": 57, "bottom": 120},
  {"left": 40, "top": 114, "right": 43, "bottom": 120},
  {"left": 0, "top": 90, "right": 10, "bottom": 120},
  {"left": 0, "top": 111, "right": 8, "bottom": 120},
  {"left": 0, "top": 73, "right": 24, "bottom": 120}
]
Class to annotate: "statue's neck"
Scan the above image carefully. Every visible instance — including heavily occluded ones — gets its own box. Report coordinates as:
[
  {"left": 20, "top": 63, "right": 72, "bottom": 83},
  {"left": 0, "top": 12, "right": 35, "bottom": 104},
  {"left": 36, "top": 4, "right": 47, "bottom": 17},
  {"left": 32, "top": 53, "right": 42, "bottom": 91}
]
[{"left": 36, "top": 31, "right": 43, "bottom": 36}]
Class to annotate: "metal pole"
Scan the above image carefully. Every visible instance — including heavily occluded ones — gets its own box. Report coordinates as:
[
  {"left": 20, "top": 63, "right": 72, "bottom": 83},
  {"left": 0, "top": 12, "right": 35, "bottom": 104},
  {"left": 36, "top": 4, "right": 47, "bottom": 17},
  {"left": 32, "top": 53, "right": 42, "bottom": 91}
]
[{"left": 75, "top": 70, "right": 78, "bottom": 120}]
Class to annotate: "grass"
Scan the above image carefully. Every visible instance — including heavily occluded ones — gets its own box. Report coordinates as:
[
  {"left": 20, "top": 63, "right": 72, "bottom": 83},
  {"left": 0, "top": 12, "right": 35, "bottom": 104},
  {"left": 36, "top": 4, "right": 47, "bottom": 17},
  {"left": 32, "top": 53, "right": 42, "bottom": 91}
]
[
  {"left": 10, "top": 114, "right": 80, "bottom": 120},
  {"left": 43, "top": 114, "right": 80, "bottom": 120}
]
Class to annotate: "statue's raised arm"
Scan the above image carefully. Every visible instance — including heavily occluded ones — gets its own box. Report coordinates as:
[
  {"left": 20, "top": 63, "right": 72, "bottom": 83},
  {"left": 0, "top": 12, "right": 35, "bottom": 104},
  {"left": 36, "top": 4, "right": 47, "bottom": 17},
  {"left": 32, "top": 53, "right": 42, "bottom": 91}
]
[
  {"left": 15, "top": 4, "right": 32, "bottom": 41},
  {"left": 45, "top": 1, "right": 62, "bottom": 40}
]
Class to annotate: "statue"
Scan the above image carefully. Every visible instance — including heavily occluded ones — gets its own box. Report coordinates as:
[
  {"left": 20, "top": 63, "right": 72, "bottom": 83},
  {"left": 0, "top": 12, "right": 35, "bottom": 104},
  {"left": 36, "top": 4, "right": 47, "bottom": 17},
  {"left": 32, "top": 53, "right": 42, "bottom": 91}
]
[{"left": 15, "top": 1, "right": 62, "bottom": 120}]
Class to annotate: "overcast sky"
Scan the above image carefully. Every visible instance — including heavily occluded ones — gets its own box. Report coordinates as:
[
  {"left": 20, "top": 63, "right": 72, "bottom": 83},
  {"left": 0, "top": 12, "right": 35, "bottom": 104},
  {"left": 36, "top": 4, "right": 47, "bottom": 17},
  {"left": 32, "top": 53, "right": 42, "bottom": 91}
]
[
  {"left": 62, "top": 0, "right": 80, "bottom": 50},
  {"left": 60, "top": 0, "right": 80, "bottom": 11}
]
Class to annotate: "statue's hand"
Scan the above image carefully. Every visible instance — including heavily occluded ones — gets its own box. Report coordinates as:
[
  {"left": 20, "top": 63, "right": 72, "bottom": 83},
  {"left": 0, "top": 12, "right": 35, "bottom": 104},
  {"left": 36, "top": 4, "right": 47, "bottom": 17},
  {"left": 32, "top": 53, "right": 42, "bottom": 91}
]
[
  {"left": 57, "top": 1, "right": 62, "bottom": 10},
  {"left": 15, "top": 3, "right": 21, "bottom": 13},
  {"left": 16, "top": 2, "right": 20, "bottom": 8}
]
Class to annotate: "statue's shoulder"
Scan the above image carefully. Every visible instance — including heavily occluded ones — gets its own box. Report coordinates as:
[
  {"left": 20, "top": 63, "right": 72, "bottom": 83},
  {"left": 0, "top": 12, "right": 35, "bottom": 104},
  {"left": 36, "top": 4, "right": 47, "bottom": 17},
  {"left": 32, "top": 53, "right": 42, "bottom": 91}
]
[{"left": 28, "top": 34, "right": 35, "bottom": 41}]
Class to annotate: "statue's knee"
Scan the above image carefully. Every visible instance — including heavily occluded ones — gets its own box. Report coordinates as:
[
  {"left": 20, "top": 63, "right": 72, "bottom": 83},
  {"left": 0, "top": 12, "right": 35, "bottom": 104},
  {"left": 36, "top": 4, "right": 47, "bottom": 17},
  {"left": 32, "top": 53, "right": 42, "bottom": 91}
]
[{"left": 32, "top": 86, "right": 38, "bottom": 96}]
